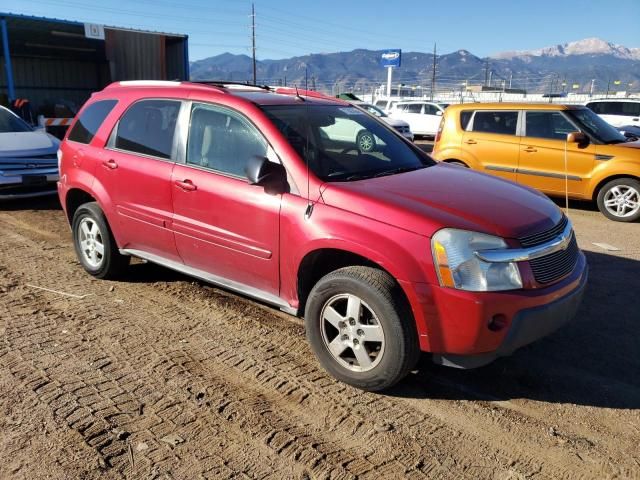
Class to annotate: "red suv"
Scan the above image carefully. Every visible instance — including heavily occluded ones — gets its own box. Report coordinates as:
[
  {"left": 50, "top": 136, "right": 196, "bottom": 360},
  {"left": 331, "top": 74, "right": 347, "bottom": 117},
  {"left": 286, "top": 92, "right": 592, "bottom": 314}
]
[{"left": 58, "top": 81, "right": 588, "bottom": 391}]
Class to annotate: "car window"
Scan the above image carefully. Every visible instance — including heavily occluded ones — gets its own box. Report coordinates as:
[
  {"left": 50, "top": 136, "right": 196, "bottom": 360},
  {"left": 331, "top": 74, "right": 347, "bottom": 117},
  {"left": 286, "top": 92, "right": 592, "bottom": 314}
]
[
  {"left": 68, "top": 100, "right": 117, "bottom": 144},
  {"left": 621, "top": 102, "right": 640, "bottom": 116},
  {"left": 524, "top": 111, "right": 575, "bottom": 140},
  {"left": 471, "top": 111, "right": 518, "bottom": 135},
  {"left": 404, "top": 104, "right": 422, "bottom": 113},
  {"left": 261, "top": 104, "right": 433, "bottom": 182},
  {"left": 186, "top": 103, "right": 268, "bottom": 178},
  {"left": 423, "top": 104, "right": 438, "bottom": 115},
  {"left": 460, "top": 110, "right": 473, "bottom": 130},
  {"left": 115, "top": 100, "right": 180, "bottom": 159}
]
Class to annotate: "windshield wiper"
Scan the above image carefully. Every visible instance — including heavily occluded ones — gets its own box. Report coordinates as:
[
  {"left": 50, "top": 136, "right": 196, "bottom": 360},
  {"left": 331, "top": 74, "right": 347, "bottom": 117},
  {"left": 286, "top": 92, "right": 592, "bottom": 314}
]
[{"left": 372, "top": 165, "right": 425, "bottom": 178}]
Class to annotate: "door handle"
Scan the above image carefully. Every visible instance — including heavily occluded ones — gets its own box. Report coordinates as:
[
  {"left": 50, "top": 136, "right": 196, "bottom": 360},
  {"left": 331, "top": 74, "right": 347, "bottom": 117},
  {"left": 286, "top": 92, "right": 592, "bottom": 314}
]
[
  {"left": 632, "top": 118, "right": 639, "bottom": 122},
  {"left": 464, "top": 139, "right": 477, "bottom": 145},
  {"left": 102, "top": 159, "right": 118, "bottom": 169},
  {"left": 523, "top": 146, "right": 537, "bottom": 153},
  {"left": 175, "top": 179, "right": 197, "bottom": 191}
]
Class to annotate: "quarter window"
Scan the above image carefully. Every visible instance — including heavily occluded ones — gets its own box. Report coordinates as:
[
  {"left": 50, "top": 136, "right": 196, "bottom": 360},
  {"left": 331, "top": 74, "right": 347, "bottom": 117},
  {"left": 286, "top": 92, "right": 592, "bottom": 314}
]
[
  {"left": 471, "top": 111, "right": 518, "bottom": 135},
  {"left": 186, "top": 103, "right": 268, "bottom": 178},
  {"left": 114, "top": 99, "right": 180, "bottom": 159},
  {"left": 68, "top": 100, "right": 117, "bottom": 144},
  {"left": 525, "top": 111, "right": 575, "bottom": 140}
]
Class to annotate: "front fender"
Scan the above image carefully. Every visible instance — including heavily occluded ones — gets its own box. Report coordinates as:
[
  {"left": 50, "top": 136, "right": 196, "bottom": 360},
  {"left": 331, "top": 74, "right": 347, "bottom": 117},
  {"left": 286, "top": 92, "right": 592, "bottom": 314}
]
[{"left": 587, "top": 160, "right": 640, "bottom": 198}]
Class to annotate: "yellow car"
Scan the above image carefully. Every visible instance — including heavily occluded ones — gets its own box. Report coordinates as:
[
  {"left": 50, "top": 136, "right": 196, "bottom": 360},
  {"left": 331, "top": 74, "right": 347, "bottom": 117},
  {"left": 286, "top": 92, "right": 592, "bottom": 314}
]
[{"left": 432, "top": 103, "right": 640, "bottom": 222}]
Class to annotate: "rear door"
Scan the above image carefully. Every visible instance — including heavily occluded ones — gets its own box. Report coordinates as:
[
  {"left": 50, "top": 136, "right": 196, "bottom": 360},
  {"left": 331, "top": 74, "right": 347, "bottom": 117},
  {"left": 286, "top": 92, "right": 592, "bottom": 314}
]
[
  {"left": 101, "top": 98, "right": 182, "bottom": 261},
  {"left": 171, "top": 101, "right": 281, "bottom": 296},
  {"left": 462, "top": 110, "right": 520, "bottom": 181},
  {"left": 517, "top": 110, "right": 595, "bottom": 196}
]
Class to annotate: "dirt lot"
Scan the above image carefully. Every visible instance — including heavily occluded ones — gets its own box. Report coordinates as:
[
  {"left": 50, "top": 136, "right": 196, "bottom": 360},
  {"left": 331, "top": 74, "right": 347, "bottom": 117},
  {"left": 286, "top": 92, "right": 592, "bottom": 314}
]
[{"left": 0, "top": 195, "right": 638, "bottom": 480}]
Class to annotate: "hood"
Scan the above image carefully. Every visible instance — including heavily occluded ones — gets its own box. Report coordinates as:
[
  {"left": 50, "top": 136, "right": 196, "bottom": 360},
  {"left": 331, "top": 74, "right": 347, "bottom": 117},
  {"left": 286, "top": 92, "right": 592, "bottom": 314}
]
[
  {"left": 321, "top": 163, "right": 563, "bottom": 239},
  {"left": 382, "top": 117, "right": 410, "bottom": 128},
  {"left": 0, "top": 131, "right": 60, "bottom": 158}
]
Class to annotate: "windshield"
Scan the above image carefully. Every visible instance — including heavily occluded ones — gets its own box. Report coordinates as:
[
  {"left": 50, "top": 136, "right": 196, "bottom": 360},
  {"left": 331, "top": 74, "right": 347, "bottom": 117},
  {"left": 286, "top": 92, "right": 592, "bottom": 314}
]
[
  {"left": 0, "top": 108, "right": 33, "bottom": 133},
  {"left": 358, "top": 104, "right": 387, "bottom": 118},
  {"left": 261, "top": 104, "right": 433, "bottom": 181},
  {"left": 566, "top": 108, "right": 627, "bottom": 144}
]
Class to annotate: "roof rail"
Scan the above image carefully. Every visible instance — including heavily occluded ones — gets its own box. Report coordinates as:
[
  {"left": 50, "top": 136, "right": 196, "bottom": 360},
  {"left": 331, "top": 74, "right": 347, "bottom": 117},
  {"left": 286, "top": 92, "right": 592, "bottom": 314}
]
[
  {"left": 117, "top": 80, "right": 182, "bottom": 87},
  {"left": 191, "top": 80, "right": 272, "bottom": 91},
  {"left": 273, "top": 87, "right": 338, "bottom": 101}
]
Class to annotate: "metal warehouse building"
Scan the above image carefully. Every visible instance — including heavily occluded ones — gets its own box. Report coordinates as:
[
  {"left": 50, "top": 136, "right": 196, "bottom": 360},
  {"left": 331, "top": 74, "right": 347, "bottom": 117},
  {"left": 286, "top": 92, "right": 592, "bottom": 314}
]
[{"left": 0, "top": 12, "right": 188, "bottom": 116}]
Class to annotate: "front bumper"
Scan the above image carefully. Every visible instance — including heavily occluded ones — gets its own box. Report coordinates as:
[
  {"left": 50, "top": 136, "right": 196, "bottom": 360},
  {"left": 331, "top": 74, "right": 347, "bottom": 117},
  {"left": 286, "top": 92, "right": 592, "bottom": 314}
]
[
  {"left": 433, "top": 263, "right": 587, "bottom": 368},
  {"left": 0, "top": 172, "right": 59, "bottom": 199}
]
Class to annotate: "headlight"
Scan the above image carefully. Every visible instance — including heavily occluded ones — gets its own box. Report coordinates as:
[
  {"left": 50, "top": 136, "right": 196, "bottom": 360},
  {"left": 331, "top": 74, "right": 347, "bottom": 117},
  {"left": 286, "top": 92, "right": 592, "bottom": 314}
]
[{"left": 432, "top": 229, "right": 522, "bottom": 292}]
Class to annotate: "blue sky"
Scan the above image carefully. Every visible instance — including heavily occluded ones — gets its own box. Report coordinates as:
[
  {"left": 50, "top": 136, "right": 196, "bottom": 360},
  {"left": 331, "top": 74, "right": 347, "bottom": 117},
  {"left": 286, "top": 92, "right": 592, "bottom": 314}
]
[{"left": 3, "top": 0, "right": 639, "bottom": 61}]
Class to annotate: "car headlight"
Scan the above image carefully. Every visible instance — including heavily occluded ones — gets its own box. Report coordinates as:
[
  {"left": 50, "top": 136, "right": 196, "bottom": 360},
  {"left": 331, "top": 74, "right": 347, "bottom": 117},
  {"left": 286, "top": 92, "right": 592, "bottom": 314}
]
[{"left": 432, "top": 229, "right": 522, "bottom": 291}]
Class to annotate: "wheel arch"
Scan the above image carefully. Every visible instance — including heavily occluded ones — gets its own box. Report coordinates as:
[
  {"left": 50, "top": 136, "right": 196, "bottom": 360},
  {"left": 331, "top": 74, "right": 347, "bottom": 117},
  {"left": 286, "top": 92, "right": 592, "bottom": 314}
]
[
  {"left": 64, "top": 188, "right": 97, "bottom": 225},
  {"left": 592, "top": 173, "right": 640, "bottom": 202},
  {"left": 296, "top": 248, "right": 413, "bottom": 320}
]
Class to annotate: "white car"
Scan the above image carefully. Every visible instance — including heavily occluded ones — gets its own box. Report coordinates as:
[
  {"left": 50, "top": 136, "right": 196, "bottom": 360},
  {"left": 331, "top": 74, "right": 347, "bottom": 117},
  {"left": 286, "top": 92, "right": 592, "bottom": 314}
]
[
  {"left": 0, "top": 105, "right": 60, "bottom": 199},
  {"left": 585, "top": 99, "right": 640, "bottom": 128},
  {"left": 373, "top": 99, "right": 399, "bottom": 114},
  {"left": 353, "top": 102, "right": 413, "bottom": 141},
  {"left": 389, "top": 101, "right": 446, "bottom": 137}
]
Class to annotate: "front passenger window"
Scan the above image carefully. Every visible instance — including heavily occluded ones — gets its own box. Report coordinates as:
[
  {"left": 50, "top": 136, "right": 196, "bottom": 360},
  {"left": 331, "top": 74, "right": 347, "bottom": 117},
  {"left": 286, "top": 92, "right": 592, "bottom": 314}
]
[{"left": 187, "top": 104, "right": 268, "bottom": 178}]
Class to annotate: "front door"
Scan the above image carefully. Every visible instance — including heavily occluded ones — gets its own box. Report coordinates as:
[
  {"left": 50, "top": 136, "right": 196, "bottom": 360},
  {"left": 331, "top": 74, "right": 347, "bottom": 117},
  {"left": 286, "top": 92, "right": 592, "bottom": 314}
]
[
  {"left": 101, "top": 98, "right": 182, "bottom": 261},
  {"left": 171, "top": 102, "right": 281, "bottom": 296},
  {"left": 463, "top": 110, "right": 520, "bottom": 182},
  {"left": 517, "top": 110, "right": 595, "bottom": 196}
]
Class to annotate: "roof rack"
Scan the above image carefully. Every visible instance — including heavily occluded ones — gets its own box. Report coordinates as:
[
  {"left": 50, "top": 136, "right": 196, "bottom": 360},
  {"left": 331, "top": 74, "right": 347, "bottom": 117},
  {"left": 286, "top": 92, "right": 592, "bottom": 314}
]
[{"left": 190, "top": 80, "right": 272, "bottom": 91}]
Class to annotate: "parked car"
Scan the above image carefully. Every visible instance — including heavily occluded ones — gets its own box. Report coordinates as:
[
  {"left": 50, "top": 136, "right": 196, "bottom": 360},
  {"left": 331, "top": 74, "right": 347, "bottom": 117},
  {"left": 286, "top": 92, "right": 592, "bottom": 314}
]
[
  {"left": 350, "top": 102, "right": 413, "bottom": 141},
  {"left": 432, "top": 103, "right": 640, "bottom": 222},
  {"left": 618, "top": 124, "right": 640, "bottom": 141},
  {"left": 58, "top": 82, "right": 587, "bottom": 391},
  {"left": 389, "top": 101, "right": 446, "bottom": 137},
  {"left": 0, "top": 105, "right": 60, "bottom": 199},
  {"left": 373, "top": 98, "right": 399, "bottom": 114},
  {"left": 585, "top": 99, "right": 640, "bottom": 128}
]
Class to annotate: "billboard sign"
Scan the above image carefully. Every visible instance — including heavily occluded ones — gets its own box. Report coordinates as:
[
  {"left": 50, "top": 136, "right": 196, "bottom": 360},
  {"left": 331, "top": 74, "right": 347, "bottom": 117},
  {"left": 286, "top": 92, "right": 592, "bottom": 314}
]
[{"left": 380, "top": 49, "right": 401, "bottom": 68}]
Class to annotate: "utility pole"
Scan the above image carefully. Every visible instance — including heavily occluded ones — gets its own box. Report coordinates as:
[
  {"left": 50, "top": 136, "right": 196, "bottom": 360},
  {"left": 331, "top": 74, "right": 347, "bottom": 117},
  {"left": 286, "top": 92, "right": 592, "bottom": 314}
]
[
  {"left": 488, "top": 70, "right": 493, "bottom": 88},
  {"left": 430, "top": 43, "right": 437, "bottom": 101},
  {"left": 484, "top": 59, "right": 489, "bottom": 86},
  {"left": 251, "top": 3, "right": 257, "bottom": 85},
  {"left": 590, "top": 78, "right": 595, "bottom": 97},
  {"left": 508, "top": 72, "right": 512, "bottom": 89}
]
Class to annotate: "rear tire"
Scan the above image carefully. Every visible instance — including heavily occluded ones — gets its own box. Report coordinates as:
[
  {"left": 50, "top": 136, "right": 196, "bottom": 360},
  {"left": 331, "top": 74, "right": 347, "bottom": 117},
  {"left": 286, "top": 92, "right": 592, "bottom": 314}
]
[
  {"left": 596, "top": 178, "right": 640, "bottom": 222},
  {"left": 72, "top": 202, "right": 129, "bottom": 279},
  {"left": 356, "top": 130, "right": 376, "bottom": 153},
  {"left": 305, "top": 266, "right": 420, "bottom": 391}
]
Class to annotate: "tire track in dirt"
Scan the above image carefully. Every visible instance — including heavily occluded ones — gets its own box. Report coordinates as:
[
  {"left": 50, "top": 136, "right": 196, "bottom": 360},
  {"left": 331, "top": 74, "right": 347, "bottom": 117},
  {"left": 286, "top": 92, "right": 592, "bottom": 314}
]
[{"left": 1, "top": 208, "right": 639, "bottom": 479}]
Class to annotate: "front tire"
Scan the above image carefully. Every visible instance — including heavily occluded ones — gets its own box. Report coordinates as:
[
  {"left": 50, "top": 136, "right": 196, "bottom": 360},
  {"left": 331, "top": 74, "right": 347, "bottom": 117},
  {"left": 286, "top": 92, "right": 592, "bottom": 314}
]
[
  {"left": 596, "top": 178, "right": 640, "bottom": 222},
  {"left": 72, "top": 202, "right": 129, "bottom": 279},
  {"left": 305, "top": 266, "right": 420, "bottom": 391}
]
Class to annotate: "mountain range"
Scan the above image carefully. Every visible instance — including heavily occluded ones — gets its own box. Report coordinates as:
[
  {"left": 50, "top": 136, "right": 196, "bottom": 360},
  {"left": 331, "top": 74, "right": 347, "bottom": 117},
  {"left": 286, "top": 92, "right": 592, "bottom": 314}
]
[{"left": 189, "top": 38, "right": 640, "bottom": 95}]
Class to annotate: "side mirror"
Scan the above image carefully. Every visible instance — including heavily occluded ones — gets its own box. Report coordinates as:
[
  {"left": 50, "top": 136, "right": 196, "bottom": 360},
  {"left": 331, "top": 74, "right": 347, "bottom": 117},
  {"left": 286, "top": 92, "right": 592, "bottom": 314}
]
[
  {"left": 436, "top": 110, "right": 443, "bottom": 116},
  {"left": 245, "top": 156, "right": 287, "bottom": 192},
  {"left": 567, "top": 131, "right": 589, "bottom": 148}
]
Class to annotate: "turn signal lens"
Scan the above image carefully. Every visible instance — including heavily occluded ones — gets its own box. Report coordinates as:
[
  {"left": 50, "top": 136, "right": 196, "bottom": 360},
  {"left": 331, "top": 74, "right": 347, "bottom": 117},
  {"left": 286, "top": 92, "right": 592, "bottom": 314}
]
[{"left": 433, "top": 240, "right": 455, "bottom": 287}]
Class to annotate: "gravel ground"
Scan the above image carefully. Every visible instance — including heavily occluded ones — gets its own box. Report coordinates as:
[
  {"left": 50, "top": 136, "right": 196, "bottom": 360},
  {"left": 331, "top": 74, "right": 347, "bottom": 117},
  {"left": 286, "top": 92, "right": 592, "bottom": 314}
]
[{"left": 0, "top": 194, "right": 638, "bottom": 480}]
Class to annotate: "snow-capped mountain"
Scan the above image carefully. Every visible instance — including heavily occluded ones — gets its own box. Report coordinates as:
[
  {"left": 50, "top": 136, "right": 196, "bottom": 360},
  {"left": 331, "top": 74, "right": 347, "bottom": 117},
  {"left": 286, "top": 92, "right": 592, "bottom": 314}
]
[{"left": 493, "top": 37, "right": 640, "bottom": 61}]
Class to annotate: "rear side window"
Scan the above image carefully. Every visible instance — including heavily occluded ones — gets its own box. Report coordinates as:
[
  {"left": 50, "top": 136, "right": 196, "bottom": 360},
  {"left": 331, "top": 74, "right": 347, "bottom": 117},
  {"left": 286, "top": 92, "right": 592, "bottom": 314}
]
[
  {"left": 404, "top": 104, "right": 422, "bottom": 113},
  {"left": 424, "top": 104, "right": 439, "bottom": 115},
  {"left": 471, "top": 111, "right": 518, "bottom": 135},
  {"left": 460, "top": 110, "right": 473, "bottom": 130},
  {"left": 621, "top": 102, "right": 640, "bottom": 116},
  {"left": 68, "top": 100, "right": 117, "bottom": 144},
  {"left": 115, "top": 99, "right": 181, "bottom": 159}
]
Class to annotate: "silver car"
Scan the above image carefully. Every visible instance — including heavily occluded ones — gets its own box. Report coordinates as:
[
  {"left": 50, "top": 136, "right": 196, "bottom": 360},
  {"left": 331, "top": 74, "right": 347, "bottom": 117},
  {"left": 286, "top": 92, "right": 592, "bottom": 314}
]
[{"left": 0, "top": 105, "right": 60, "bottom": 199}]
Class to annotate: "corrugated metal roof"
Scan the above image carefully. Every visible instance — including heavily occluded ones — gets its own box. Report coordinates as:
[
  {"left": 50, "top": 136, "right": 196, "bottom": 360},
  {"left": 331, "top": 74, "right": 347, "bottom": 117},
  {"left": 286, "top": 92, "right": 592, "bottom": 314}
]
[{"left": 0, "top": 11, "right": 187, "bottom": 38}]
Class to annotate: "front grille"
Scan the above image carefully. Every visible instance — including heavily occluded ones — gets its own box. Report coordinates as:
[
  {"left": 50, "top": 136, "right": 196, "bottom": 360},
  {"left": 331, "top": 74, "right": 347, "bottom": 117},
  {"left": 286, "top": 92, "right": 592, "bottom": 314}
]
[
  {"left": 529, "top": 234, "right": 579, "bottom": 284},
  {"left": 520, "top": 216, "right": 579, "bottom": 285},
  {"left": 518, "top": 215, "right": 568, "bottom": 247}
]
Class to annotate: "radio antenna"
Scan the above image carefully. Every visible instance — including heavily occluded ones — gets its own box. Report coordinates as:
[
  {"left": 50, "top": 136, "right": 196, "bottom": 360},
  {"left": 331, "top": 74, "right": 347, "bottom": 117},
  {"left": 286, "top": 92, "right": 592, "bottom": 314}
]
[{"left": 302, "top": 81, "right": 313, "bottom": 220}]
